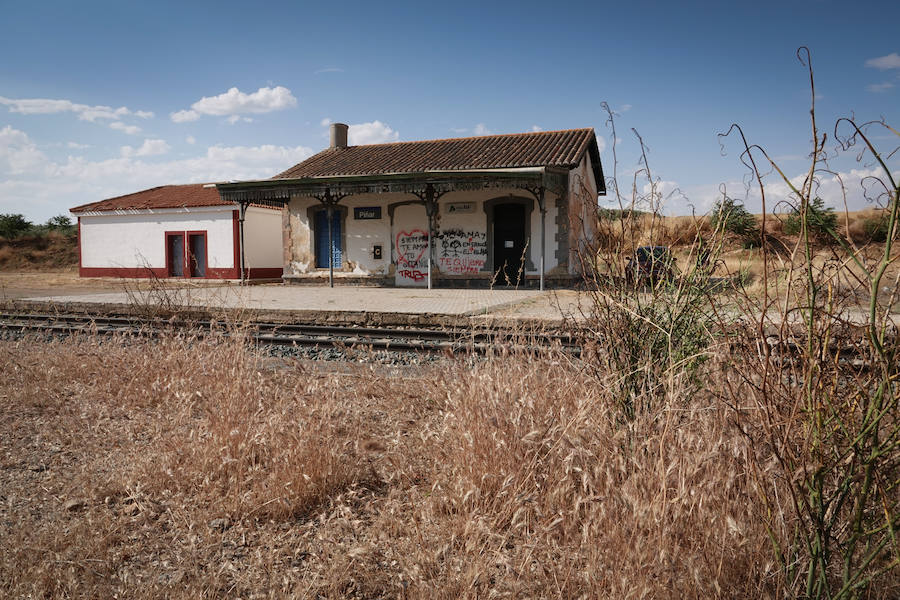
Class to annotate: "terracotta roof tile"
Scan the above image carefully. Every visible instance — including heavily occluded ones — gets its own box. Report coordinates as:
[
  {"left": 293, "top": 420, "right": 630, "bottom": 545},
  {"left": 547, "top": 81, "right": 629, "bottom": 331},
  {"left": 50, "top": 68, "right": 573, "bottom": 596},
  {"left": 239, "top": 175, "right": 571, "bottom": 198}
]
[
  {"left": 70, "top": 184, "right": 229, "bottom": 213},
  {"left": 274, "top": 128, "right": 603, "bottom": 183}
]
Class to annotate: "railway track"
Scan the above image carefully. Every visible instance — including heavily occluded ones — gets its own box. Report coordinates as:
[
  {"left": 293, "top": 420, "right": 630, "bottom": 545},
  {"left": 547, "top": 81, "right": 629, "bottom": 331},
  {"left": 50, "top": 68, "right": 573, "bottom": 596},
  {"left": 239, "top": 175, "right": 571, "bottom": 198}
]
[{"left": 0, "top": 312, "right": 580, "bottom": 356}]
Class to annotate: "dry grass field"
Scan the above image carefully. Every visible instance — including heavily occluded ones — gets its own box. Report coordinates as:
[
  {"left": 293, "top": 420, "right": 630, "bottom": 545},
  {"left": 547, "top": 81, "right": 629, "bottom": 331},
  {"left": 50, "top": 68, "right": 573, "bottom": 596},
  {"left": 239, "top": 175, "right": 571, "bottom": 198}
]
[
  {"left": 1, "top": 317, "right": 897, "bottom": 598},
  {"left": 0, "top": 330, "right": 773, "bottom": 598}
]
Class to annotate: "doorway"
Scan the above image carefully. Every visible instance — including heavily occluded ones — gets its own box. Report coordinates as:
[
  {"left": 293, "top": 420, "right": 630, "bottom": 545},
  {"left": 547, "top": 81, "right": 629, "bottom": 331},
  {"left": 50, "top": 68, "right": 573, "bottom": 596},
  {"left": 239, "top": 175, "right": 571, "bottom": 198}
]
[
  {"left": 492, "top": 203, "right": 527, "bottom": 285},
  {"left": 166, "top": 233, "right": 184, "bottom": 277},
  {"left": 188, "top": 232, "right": 207, "bottom": 277},
  {"left": 314, "top": 209, "right": 342, "bottom": 269}
]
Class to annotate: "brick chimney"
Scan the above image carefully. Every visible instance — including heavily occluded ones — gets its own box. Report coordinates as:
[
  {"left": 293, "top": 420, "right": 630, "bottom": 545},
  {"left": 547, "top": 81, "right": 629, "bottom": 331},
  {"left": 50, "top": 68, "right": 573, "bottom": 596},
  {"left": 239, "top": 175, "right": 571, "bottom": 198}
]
[{"left": 330, "top": 122, "right": 349, "bottom": 149}]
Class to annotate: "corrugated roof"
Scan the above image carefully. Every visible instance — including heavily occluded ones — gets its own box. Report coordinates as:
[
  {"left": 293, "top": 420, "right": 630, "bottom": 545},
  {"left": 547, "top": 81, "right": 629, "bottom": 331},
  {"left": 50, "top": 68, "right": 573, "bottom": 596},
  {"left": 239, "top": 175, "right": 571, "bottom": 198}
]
[
  {"left": 274, "top": 128, "right": 604, "bottom": 187},
  {"left": 71, "top": 184, "right": 230, "bottom": 213}
]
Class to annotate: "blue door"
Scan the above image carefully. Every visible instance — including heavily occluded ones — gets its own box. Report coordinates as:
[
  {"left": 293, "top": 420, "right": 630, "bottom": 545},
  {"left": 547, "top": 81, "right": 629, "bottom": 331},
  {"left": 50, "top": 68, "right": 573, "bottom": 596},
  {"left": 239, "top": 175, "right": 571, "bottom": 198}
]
[{"left": 315, "top": 209, "right": 342, "bottom": 268}]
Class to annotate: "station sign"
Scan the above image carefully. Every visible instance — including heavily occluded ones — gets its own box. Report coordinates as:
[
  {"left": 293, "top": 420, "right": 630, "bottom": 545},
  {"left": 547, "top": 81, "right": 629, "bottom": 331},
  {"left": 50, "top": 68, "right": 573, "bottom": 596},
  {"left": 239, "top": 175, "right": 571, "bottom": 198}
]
[
  {"left": 354, "top": 206, "right": 382, "bottom": 220},
  {"left": 446, "top": 202, "right": 475, "bottom": 214}
]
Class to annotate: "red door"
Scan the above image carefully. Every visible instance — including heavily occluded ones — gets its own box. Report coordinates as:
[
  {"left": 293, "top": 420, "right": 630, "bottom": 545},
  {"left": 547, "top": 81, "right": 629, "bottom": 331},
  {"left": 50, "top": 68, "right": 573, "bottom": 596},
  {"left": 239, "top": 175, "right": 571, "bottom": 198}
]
[
  {"left": 166, "top": 233, "right": 184, "bottom": 277},
  {"left": 188, "top": 232, "right": 207, "bottom": 277}
]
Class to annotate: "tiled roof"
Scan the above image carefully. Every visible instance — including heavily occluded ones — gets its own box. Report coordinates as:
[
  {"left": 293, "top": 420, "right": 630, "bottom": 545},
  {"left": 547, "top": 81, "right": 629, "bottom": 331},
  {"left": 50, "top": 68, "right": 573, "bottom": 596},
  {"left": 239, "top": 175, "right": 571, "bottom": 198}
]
[
  {"left": 71, "top": 184, "right": 230, "bottom": 213},
  {"left": 274, "top": 128, "right": 604, "bottom": 187}
]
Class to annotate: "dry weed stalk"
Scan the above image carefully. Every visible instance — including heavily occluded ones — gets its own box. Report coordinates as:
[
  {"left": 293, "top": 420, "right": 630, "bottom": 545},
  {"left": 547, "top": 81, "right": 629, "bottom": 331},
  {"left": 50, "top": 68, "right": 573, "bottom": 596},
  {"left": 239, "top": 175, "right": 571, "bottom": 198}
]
[{"left": 717, "top": 48, "right": 899, "bottom": 598}]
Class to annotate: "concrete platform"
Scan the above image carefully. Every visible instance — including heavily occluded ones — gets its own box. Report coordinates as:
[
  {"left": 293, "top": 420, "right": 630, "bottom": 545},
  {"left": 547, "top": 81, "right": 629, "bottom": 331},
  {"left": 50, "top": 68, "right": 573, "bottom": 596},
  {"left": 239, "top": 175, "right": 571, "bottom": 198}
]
[{"left": 23, "top": 284, "right": 549, "bottom": 318}]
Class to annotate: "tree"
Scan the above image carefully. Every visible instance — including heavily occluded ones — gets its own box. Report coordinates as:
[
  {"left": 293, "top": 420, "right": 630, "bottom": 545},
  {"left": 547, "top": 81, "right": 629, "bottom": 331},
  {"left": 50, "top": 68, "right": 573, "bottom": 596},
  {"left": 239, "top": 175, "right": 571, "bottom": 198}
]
[
  {"left": 45, "top": 215, "right": 72, "bottom": 229},
  {"left": 44, "top": 214, "right": 75, "bottom": 234},
  {"left": 782, "top": 197, "right": 837, "bottom": 238},
  {"left": 709, "top": 196, "right": 757, "bottom": 240},
  {"left": 0, "top": 213, "right": 34, "bottom": 238}
]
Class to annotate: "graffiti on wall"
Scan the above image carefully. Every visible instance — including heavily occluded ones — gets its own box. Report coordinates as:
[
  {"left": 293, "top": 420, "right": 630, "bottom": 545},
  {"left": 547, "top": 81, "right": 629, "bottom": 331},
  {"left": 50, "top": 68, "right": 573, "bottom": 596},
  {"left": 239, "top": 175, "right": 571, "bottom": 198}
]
[
  {"left": 396, "top": 229, "right": 428, "bottom": 284},
  {"left": 436, "top": 228, "right": 486, "bottom": 275}
]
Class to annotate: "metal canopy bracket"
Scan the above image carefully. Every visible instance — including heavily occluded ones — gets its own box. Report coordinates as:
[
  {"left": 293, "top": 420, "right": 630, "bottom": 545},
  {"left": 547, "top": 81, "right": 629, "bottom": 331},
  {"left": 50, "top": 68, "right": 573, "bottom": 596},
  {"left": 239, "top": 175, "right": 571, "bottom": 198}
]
[
  {"left": 238, "top": 200, "right": 249, "bottom": 284},
  {"left": 410, "top": 183, "right": 449, "bottom": 290}
]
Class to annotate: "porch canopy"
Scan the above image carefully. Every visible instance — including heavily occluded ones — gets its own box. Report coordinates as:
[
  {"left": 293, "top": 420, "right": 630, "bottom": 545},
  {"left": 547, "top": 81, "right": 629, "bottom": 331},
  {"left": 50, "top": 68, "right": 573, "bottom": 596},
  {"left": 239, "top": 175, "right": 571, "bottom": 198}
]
[{"left": 217, "top": 169, "right": 567, "bottom": 289}]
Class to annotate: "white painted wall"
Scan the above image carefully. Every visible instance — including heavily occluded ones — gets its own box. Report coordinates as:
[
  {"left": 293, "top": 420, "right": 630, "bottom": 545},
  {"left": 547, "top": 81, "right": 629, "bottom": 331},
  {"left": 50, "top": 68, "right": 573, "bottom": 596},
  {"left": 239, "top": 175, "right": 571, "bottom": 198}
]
[
  {"left": 242, "top": 206, "right": 283, "bottom": 269},
  {"left": 78, "top": 207, "right": 235, "bottom": 269},
  {"left": 342, "top": 195, "right": 392, "bottom": 274}
]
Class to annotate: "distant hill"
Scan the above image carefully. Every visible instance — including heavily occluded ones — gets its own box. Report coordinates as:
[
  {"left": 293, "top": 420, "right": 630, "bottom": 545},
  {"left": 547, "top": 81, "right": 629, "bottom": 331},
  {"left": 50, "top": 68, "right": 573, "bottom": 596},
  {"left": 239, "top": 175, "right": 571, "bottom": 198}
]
[{"left": 0, "top": 232, "right": 78, "bottom": 271}]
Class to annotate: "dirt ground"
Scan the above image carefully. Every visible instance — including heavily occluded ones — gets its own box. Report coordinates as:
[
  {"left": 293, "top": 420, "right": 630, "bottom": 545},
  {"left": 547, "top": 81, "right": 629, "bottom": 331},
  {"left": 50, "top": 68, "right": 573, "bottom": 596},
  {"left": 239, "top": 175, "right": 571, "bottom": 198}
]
[{"left": 0, "top": 270, "right": 234, "bottom": 301}]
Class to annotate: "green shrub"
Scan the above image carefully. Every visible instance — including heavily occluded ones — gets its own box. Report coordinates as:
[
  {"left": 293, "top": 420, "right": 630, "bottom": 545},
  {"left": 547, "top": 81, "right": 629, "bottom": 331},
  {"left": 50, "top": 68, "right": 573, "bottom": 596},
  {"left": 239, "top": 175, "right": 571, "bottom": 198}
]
[
  {"left": 862, "top": 215, "right": 889, "bottom": 242},
  {"left": 710, "top": 196, "right": 758, "bottom": 241},
  {"left": 783, "top": 197, "right": 837, "bottom": 238}
]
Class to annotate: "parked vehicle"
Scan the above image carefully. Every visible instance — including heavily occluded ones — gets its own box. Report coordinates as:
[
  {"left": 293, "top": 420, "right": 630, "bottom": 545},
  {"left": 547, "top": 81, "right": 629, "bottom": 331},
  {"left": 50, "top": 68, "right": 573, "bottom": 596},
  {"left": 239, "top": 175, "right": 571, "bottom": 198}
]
[{"left": 625, "top": 246, "right": 675, "bottom": 285}]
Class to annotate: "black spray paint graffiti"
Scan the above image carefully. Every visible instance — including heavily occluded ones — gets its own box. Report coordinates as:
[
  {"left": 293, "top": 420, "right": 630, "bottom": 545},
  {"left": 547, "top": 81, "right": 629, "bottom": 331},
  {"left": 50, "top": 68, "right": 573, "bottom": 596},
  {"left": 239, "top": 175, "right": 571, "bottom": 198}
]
[{"left": 436, "top": 229, "right": 486, "bottom": 274}]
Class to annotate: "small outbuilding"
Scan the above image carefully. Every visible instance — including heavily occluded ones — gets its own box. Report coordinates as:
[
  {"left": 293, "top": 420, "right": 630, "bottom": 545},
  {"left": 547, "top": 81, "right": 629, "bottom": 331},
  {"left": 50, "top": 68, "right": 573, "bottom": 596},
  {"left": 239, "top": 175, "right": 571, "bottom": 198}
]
[
  {"left": 217, "top": 125, "right": 605, "bottom": 288},
  {"left": 71, "top": 184, "right": 282, "bottom": 280}
]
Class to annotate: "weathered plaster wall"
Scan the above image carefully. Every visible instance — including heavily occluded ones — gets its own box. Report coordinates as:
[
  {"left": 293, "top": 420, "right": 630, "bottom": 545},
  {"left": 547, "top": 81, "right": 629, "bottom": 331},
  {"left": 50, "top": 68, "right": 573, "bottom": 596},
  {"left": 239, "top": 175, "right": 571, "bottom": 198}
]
[
  {"left": 286, "top": 196, "right": 316, "bottom": 273},
  {"left": 566, "top": 154, "right": 599, "bottom": 273},
  {"left": 284, "top": 186, "right": 563, "bottom": 282},
  {"left": 438, "top": 188, "right": 560, "bottom": 276}
]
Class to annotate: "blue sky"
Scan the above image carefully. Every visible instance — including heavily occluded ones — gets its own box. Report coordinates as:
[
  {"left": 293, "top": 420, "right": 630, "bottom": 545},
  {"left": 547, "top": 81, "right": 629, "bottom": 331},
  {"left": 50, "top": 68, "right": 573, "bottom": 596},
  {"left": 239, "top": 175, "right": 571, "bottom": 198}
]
[{"left": 1, "top": 0, "right": 898, "bottom": 222}]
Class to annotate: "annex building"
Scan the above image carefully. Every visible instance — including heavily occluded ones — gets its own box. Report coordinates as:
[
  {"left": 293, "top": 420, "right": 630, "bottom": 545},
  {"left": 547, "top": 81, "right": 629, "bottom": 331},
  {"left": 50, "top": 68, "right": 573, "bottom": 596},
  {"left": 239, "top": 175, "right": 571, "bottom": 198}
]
[
  {"left": 217, "top": 124, "right": 605, "bottom": 288},
  {"left": 70, "top": 184, "right": 282, "bottom": 280}
]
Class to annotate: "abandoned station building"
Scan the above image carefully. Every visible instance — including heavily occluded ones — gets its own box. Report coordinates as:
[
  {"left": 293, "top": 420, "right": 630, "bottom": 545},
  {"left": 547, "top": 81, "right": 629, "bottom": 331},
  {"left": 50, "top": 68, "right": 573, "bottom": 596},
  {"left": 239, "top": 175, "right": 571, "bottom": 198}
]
[
  {"left": 71, "top": 125, "right": 605, "bottom": 287},
  {"left": 217, "top": 124, "right": 605, "bottom": 287}
]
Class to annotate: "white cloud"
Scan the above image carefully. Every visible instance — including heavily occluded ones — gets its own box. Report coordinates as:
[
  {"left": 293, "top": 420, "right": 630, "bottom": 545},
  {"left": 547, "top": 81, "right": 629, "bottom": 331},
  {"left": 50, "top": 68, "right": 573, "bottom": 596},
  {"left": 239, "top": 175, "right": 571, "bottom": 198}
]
[
  {"left": 0, "top": 125, "right": 48, "bottom": 174},
  {"left": 171, "top": 86, "right": 297, "bottom": 122},
  {"left": 595, "top": 135, "right": 607, "bottom": 154},
  {"left": 866, "top": 82, "right": 895, "bottom": 93},
  {"left": 0, "top": 96, "right": 153, "bottom": 122},
  {"left": 673, "top": 165, "right": 900, "bottom": 217},
  {"left": 1, "top": 140, "right": 315, "bottom": 220},
  {"left": 171, "top": 109, "right": 200, "bottom": 123},
  {"left": 320, "top": 117, "right": 333, "bottom": 127},
  {"left": 67, "top": 141, "right": 91, "bottom": 149},
  {"left": 348, "top": 120, "right": 399, "bottom": 145},
  {"left": 120, "top": 138, "right": 171, "bottom": 158},
  {"left": 185, "top": 135, "right": 196, "bottom": 145},
  {"left": 225, "top": 115, "right": 254, "bottom": 124},
  {"left": 530, "top": 125, "right": 543, "bottom": 132},
  {"left": 865, "top": 53, "right": 900, "bottom": 70},
  {"left": 620, "top": 104, "right": 633, "bottom": 112},
  {"left": 314, "top": 68, "right": 344, "bottom": 74},
  {"left": 109, "top": 121, "right": 141, "bottom": 135},
  {"left": 640, "top": 179, "right": 682, "bottom": 206},
  {"left": 473, "top": 123, "right": 492, "bottom": 136}
]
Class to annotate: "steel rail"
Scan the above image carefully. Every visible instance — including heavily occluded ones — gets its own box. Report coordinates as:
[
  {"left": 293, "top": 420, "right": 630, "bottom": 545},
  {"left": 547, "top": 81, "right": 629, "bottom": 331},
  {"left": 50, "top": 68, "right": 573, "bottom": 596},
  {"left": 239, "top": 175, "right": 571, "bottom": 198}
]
[{"left": 0, "top": 312, "right": 580, "bottom": 356}]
